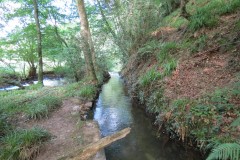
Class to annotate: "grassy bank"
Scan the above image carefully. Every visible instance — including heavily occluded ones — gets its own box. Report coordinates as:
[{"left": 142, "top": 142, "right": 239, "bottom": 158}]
[{"left": 0, "top": 77, "right": 100, "bottom": 159}]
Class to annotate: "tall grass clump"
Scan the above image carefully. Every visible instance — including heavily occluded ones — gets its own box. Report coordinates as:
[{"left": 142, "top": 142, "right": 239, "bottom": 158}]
[
  {"left": 188, "top": 0, "right": 240, "bottom": 31},
  {"left": 0, "top": 88, "right": 63, "bottom": 121},
  {"left": 25, "top": 96, "right": 62, "bottom": 119},
  {"left": 157, "top": 42, "right": 178, "bottom": 64},
  {"left": 0, "top": 127, "right": 50, "bottom": 160},
  {"left": 139, "top": 67, "right": 161, "bottom": 87},
  {"left": 63, "top": 82, "right": 81, "bottom": 97},
  {"left": 0, "top": 114, "right": 11, "bottom": 137},
  {"left": 188, "top": 9, "right": 218, "bottom": 31},
  {"left": 0, "top": 90, "right": 29, "bottom": 116},
  {"left": 162, "top": 58, "right": 177, "bottom": 76},
  {"left": 77, "top": 84, "right": 96, "bottom": 99},
  {"left": 216, "top": 0, "right": 240, "bottom": 15}
]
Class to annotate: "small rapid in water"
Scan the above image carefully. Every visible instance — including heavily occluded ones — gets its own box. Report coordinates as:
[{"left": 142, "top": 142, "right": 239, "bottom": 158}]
[{"left": 93, "top": 73, "right": 202, "bottom": 160}]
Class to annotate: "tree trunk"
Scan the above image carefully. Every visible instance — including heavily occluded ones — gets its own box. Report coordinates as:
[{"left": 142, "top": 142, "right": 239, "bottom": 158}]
[
  {"left": 28, "top": 65, "right": 37, "bottom": 79},
  {"left": 33, "top": 0, "right": 43, "bottom": 86},
  {"left": 76, "top": 0, "right": 98, "bottom": 83}
]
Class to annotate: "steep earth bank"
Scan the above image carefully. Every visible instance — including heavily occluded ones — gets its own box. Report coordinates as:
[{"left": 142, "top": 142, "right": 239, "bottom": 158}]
[{"left": 121, "top": 11, "right": 240, "bottom": 155}]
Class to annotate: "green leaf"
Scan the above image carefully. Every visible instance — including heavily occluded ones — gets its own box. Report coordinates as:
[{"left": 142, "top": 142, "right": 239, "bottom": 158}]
[{"left": 207, "top": 143, "right": 240, "bottom": 160}]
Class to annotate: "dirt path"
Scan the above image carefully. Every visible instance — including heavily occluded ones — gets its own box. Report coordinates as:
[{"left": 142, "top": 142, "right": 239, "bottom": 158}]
[{"left": 23, "top": 98, "right": 105, "bottom": 160}]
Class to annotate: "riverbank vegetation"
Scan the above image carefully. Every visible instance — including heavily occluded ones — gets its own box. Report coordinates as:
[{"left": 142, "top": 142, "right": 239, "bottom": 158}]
[
  {"left": 120, "top": 0, "right": 240, "bottom": 159},
  {"left": 0, "top": 78, "right": 100, "bottom": 159},
  {"left": 0, "top": 0, "right": 240, "bottom": 159}
]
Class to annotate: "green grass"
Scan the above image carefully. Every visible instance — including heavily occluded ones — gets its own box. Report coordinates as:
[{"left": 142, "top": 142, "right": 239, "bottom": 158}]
[
  {"left": 63, "top": 80, "right": 97, "bottom": 99},
  {"left": 0, "top": 88, "right": 62, "bottom": 119},
  {"left": 188, "top": 9, "right": 218, "bottom": 31},
  {"left": 139, "top": 67, "right": 162, "bottom": 87},
  {"left": 0, "top": 76, "right": 98, "bottom": 153},
  {"left": 0, "top": 78, "right": 98, "bottom": 121},
  {"left": 178, "top": 35, "right": 208, "bottom": 54},
  {"left": 0, "top": 127, "right": 50, "bottom": 160},
  {"left": 77, "top": 84, "right": 96, "bottom": 99},
  {"left": 159, "top": 0, "right": 240, "bottom": 30},
  {"left": 144, "top": 79, "right": 240, "bottom": 148},
  {"left": 188, "top": 0, "right": 240, "bottom": 31},
  {"left": 0, "top": 67, "right": 19, "bottom": 85},
  {"left": 157, "top": 42, "right": 178, "bottom": 64},
  {"left": 24, "top": 96, "right": 62, "bottom": 119},
  {"left": 0, "top": 71, "right": 100, "bottom": 159},
  {"left": 161, "top": 9, "right": 188, "bottom": 28},
  {"left": 146, "top": 88, "right": 166, "bottom": 114},
  {"left": 162, "top": 58, "right": 177, "bottom": 76},
  {"left": 0, "top": 114, "right": 11, "bottom": 137},
  {"left": 235, "top": 20, "right": 240, "bottom": 30},
  {"left": 0, "top": 67, "right": 15, "bottom": 77}
]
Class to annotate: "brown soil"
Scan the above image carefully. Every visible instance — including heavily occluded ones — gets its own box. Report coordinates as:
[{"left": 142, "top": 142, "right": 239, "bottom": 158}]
[
  {"left": 164, "top": 12, "right": 240, "bottom": 100},
  {"left": 164, "top": 51, "right": 236, "bottom": 100},
  {"left": 20, "top": 98, "right": 105, "bottom": 160}
]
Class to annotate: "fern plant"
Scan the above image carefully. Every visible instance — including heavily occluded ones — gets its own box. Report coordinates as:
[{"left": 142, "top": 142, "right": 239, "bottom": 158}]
[{"left": 207, "top": 143, "right": 240, "bottom": 160}]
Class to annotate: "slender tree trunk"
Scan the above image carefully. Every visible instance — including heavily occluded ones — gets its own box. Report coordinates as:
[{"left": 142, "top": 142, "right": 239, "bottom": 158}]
[
  {"left": 76, "top": 0, "right": 98, "bottom": 83},
  {"left": 33, "top": 0, "right": 43, "bottom": 86}
]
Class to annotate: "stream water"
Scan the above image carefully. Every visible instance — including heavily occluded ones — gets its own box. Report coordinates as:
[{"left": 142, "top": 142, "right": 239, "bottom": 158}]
[
  {"left": 0, "top": 77, "right": 65, "bottom": 91},
  {"left": 93, "top": 73, "right": 202, "bottom": 160}
]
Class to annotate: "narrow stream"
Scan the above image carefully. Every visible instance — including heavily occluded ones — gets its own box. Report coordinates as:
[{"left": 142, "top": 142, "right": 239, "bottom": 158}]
[{"left": 93, "top": 73, "right": 202, "bottom": 160}]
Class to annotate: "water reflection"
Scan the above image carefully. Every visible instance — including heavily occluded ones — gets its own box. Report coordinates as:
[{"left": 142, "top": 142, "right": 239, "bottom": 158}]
[
  {"left": 94, "top": 73, "right": 202, "bottom": 160},
  {"left": 94, "top": 73, "right": 132, "bottom": 135},
  {"left": 33, "top": 78, "right": 65, "bottom": 87}
]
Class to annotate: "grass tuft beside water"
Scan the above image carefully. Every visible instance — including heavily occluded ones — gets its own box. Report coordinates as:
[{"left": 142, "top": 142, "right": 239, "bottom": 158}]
[{"left": 0, "top": 127, "right": 50, "bottom": 160}]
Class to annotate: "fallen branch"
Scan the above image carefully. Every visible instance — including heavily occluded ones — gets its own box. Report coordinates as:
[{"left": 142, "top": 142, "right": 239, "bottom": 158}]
[{"left": 59, "top": 127, "right": 131, "bottom": 160}]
